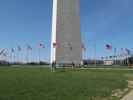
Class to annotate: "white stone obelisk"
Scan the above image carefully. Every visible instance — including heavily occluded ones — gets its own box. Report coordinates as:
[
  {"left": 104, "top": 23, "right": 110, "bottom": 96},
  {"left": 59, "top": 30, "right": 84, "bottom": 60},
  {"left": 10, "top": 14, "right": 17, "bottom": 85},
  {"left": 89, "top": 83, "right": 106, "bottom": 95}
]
[{"left": 51, "top": 0, "right": 82, "bottom": 64}]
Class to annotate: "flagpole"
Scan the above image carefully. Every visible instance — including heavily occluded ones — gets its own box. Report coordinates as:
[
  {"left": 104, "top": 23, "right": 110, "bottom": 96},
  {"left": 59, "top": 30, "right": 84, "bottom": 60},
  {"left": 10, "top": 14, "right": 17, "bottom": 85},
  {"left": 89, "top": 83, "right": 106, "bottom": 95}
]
[
  {"left": 17, "top": 50, "right": 19, "bottom": 63},
  {"left": 92, "top": 37, "right": 97, "bottom": 66},
  {"left": 26, "top": 46, "right": 29, "bottom": 64},
  {"left": 10, "top": 49, "right": 12, "bottom": 64},
  {"left": 94, "top": 43, "right": 96, "bottom": 66},
  {"left": 38, "top": 43, "right": 45, "bottom": 64},
  {"left": 11, "top": 49, "right": 13, "bottom": 63},
  {"left": 26, "top": 50, "right": 29, "bottom": 63},
  {"left": 11, "top": 48, "right": 15, "bottom": 64},
  {"left": 127, "top": 55, "right": 129, "bottom": 67},
  {"left": 14, "top": 51, "right": 15, "bottom": 64},
  {"left": 124, "top": 48, "right": 130, "bottom": 67},
  {"left": 38, "top": 48, "right": 41, "bottom": 63},
  {"left": 114, "top": 48, "right": 117, "bottom": 65}
]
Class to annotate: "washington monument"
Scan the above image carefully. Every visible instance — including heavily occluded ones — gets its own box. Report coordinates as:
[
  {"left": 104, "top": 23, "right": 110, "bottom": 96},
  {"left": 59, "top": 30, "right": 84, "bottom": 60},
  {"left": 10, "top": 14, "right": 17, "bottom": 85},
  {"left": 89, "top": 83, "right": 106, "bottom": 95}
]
[{"left": 51, "top": 0, "right": 82, "bottom": 64}]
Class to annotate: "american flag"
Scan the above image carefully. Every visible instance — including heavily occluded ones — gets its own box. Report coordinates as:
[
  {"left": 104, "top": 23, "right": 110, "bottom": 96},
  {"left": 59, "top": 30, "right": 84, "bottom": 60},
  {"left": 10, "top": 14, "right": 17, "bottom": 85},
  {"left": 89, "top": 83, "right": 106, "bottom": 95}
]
[
  {"left": 39, "top": 43, "right": 45, "bottom": 48},
  {"left": 105, "top": 44, "right": 112, "bottom": 50},
  {"left": 11, "top": 48, "right": 15, "bottom": 53},
  {"left": 53, "top": 43, "right": 57, "bottom": 48},
  {"left": 0, "top": 49, "right": 5, "bottom": 55},
  {"left": 121, "top": 48, "right": 124, "bottom": 51},
  {"left": 125, "top": 48, "right": 130, "bottom": 55},
  {"left": 17, "top": 46, "right": 21, "bottom": 51},
  {"left": 27, "top": 45, "right": 32, "bottom": 51}
]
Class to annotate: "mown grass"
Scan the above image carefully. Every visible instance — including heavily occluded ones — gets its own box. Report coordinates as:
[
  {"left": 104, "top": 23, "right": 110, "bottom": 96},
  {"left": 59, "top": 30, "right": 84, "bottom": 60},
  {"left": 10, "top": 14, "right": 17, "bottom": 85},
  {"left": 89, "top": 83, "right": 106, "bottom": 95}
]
[{"left": 0, "top": 66, "right": 132, "bottom": 100}]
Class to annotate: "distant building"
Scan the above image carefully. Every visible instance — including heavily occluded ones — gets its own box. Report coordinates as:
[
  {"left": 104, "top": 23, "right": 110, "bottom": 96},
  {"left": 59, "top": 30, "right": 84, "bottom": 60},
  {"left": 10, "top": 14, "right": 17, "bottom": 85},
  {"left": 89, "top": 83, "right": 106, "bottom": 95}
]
[{"left": 103, "top": 60, "right": 114, "bottom": 65}]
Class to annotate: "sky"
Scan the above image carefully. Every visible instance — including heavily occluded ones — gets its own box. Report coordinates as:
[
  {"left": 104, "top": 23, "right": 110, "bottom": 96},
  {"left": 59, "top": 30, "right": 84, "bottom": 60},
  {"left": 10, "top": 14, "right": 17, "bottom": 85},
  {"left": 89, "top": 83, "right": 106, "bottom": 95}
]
[{"left": 0, "top": 0, "right": 133, "bottom": 62}]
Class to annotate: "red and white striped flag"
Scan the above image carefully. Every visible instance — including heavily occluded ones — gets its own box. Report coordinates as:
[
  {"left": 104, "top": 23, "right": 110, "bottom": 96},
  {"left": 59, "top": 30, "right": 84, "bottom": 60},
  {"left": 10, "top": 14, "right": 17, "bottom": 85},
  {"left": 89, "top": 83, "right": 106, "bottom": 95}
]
[
  {"left": 0, "top": 49, "right": 5, "bottom": 55},
  {"left": 27, "top": 45, "right": 32, "bottom": 51},
  {"left": 17, "top": 46, "right": 21, "bottom": 51},
  {"left": 39, "top": 43, "right": 45, "bottom": 48},
  {"left": 11, "top": 48, "right": 15, "bottom": 53},
  {"left": 125, "top": 48, "right": 130, "bottom": 55},
  {"left": 53, "top": 43, "right": 57, "bottom": 48},
  {"left": 105, "top": 44, "right": 112, "bottom": 50}
]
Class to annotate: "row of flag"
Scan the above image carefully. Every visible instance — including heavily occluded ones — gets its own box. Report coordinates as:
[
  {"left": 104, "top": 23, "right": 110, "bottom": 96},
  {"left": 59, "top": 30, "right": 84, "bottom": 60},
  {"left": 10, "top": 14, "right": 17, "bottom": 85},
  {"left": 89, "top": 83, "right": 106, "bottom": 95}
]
[
  {"left": 105, "top": 44, "right": 131, "bottom": 55},
  {"left": 101, "top": 55, "right": 129, "bottom": 60},
  {"left": 11, "top": 43, "right": 45, "bottom": 53},
  {"left": 1, "top": 42, "right": 131, "bottom": 59},
  {"left": 52, "top": 42, "right": 131, "bottom": 55},
  {"left": 0, "top": 43, "right": 46, "bottom": 62},
  {"left": 10, "top": 43, "right": 130, "bottom": 55},
  {"left": 1, "top": 42, "right": 86, "bottom": 57}
]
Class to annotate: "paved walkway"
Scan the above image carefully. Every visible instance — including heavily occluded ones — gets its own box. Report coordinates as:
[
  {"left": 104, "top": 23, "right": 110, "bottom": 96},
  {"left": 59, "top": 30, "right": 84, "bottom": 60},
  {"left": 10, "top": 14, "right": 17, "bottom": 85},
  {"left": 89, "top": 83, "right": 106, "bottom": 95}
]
[
  {"left": 121, "top": 90, "right": 133, "bottom": 100},
  {"left": 121, "top": 81, "right": 133, "bottom": 100}
]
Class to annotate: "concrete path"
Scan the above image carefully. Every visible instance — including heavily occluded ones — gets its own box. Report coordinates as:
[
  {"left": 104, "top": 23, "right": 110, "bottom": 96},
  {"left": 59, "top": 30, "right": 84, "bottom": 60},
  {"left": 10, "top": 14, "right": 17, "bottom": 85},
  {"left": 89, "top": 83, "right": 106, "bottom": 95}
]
[
  {"left": 121, "top": 90, "right": 133, "bottom": 100},
  {"left": 121, "top": 81, "right": 133, "bottom": 100}
]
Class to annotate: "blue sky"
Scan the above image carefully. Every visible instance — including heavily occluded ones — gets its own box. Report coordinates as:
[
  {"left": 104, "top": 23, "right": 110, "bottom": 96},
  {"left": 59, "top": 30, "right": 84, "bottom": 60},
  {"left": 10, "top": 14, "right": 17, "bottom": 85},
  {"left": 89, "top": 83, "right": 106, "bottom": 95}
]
[{"left": 0, "top": 0, "right": 133, "bottom": 62}]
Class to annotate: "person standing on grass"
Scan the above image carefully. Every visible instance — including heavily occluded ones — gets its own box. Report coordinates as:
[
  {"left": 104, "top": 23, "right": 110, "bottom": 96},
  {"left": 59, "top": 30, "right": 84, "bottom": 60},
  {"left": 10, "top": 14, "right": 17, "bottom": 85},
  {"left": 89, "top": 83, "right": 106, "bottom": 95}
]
[
  {"left": 51, "top": 61, "right": 56, "bottom": 72},
  {"left": 51, "top": 61, "right": 54, "bottom": 72},
  {"left": 72, "top": 62, "right": 75, "bottom": 69}
]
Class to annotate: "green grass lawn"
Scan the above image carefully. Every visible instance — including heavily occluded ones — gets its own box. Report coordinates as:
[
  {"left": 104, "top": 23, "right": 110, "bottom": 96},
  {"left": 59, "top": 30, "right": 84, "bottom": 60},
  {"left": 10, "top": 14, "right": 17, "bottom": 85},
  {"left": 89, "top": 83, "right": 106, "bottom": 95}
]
[{"left": 0, "top": 65, "right": 133, "bottom": 100}]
